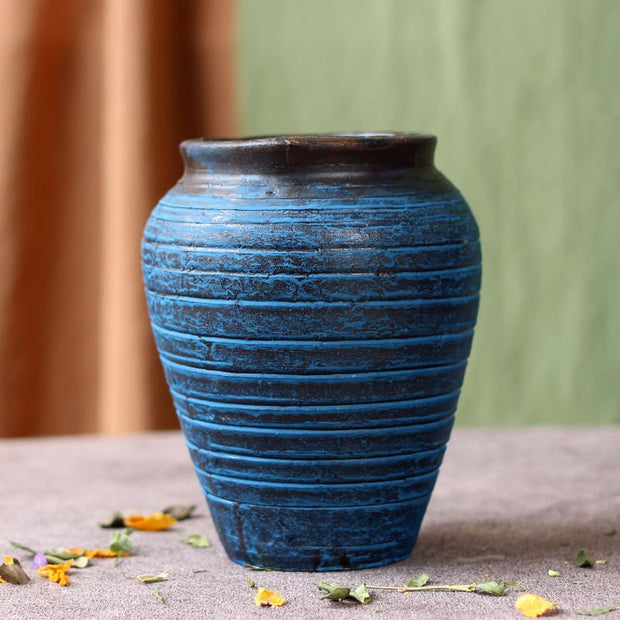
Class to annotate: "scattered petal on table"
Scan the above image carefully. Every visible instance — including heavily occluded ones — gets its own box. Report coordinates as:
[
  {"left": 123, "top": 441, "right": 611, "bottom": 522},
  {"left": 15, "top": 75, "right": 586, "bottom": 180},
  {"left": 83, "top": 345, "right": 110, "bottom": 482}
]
[
  {"left": 255, "top": 587, "right": 286, "bottom": 607},
  {"left": 0, "top": 556, "right": 30, "bottom": 584},
  {"left": 515, "top": 593, "right": 558, "bottom": 617},
  {"left": 124, "top": 512, "right": 177, "bottom": 531},
  {"left": 37, "top": 560, "right": 73, "bottom": 586}
]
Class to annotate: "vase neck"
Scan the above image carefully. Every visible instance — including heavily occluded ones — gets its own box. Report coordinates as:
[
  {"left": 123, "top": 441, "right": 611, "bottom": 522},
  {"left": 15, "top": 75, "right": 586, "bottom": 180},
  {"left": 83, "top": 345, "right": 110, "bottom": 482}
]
[{"left": 178, "top": 133, "right": 438, "bottom": 191}]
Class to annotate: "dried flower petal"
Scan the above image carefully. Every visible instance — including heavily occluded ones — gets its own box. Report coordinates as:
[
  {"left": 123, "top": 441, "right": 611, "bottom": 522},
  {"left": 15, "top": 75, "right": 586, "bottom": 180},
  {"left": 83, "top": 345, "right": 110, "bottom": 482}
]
[
  {"left": 0, "top": 556, "right": 30, "bottom": 584},
  {"left": 100, "top": 510, "right": 138, "bottom": 529},
  {"left": 162, "top": 504, "right": 196, "bottom": 521},
  {"left": 181, "top": 534, "right": 211, "bottom": 548},
  {"left": 44, "top": 547, "right": 85, "bottom": 561},
  {"left": 33, "top": 552, "right": 48, "bottom": 568},
  {"left": 124, "top": 512, "right": 177, "bottom": 531},
  {"left": 136, "top": 569, "right": 169, "bottom": 583},
  {"left": 37, "top": 560, "right": 73, "bottom": 586},
  {"left": 109, "top": 529, "right": 135, "bottom": 554},
  {"left": 407, "top": 573, "right": 429, "bottom": 588},
  {"left": 577, "top": 604, "right": 618, "bottom": 616},
  {"left": 515, "top": 593, "right": 558, "bottom": 617},
  {"left": 255, "top": 587, "right": 286, "bottom": 607},
  {"left": 84, "top": 548, "right": 130, "bottom": 558},
  {"left": 574, "top": 549, "right": 593, "bottom": 568}
]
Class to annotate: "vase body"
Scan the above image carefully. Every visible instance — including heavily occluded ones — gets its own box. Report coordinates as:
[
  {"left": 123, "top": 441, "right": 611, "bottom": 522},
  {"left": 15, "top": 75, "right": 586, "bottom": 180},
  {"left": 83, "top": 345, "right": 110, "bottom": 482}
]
[{"left": 141, "top": 133, "right": 481, "bottom": 571}]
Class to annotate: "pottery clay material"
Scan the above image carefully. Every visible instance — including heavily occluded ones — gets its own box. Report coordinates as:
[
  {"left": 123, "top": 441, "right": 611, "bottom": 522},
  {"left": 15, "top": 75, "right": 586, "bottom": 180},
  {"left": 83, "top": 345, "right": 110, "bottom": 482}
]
[{"left": 142, "top": 133, "right": 481, "bottom": 570}]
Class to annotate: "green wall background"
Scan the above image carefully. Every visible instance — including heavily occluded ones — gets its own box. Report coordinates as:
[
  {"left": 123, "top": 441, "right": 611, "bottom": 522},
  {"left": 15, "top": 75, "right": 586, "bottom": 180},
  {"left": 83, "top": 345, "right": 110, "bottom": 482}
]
[{"left": 238, "top": 0, "right": 620, "bottom": 426}]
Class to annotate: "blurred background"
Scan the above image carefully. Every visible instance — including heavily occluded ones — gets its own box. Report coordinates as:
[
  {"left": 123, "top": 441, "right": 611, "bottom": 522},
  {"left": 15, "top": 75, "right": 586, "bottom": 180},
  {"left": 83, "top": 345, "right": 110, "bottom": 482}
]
[{"left": 0, "top": 0, "right": 618, "bottom": 437}]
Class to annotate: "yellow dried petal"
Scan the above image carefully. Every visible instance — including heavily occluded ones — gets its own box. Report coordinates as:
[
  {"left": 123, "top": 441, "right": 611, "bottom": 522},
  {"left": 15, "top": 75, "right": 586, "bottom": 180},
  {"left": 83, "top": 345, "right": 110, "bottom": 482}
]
[
  {"left": 3, "top": 556, "right": 14, "bottom": 565},
  {"left": 37, "top": 560, "right": 73, "bottom": 587},
  {"left": 84, "top": 548, "right": 130, "bottom": 558},
  {"left": 124, "top": 512, "right": 177, "bottom": 531},
  {"left": 255, "top": 587, "right": 286, "bottom": 607},
  {"left": 515, "top": 593, "right": 558, "bottom": 617}
]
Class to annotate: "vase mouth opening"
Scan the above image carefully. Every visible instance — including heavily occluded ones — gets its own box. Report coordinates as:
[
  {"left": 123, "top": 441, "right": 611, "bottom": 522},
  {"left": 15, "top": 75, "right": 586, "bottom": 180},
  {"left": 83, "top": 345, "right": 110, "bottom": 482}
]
[
  {"left": 183, "top": 131, "right": 434, "bottom": 145},
  {"left": 179, "top": 132, "right": 437, "bottom": 181}
]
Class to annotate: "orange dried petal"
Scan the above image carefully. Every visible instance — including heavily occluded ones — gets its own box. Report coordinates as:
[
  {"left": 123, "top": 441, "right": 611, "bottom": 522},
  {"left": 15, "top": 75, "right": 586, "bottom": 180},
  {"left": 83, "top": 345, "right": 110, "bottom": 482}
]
[
  {"left": 255, "top": 587, "right": 286, "bottom": 607},
  {"left": 124, "top": 511, "right": 177, "bottom": 531},
  {"left": 515, "top": 593, "right": 558, "bottom": 617},
  {"left": 37, "top": 560, "right": 73, "bottom": 586},
  {"left": 84, "top": 548, "right": 130, "bottom": 558}
]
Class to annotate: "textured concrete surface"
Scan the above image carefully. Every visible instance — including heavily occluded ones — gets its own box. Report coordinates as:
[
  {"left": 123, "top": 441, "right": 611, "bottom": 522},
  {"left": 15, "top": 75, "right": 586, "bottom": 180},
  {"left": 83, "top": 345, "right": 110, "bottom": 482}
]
[{"left": 1, "top": 428, "right": 618, "bottom": 619}]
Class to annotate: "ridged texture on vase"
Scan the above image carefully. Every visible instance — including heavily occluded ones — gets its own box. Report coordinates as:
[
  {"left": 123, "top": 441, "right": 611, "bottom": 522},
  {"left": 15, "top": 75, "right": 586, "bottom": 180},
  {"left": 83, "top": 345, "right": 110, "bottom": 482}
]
[{"left": 142, "top": 134, "right": 481, "bottom": 571}]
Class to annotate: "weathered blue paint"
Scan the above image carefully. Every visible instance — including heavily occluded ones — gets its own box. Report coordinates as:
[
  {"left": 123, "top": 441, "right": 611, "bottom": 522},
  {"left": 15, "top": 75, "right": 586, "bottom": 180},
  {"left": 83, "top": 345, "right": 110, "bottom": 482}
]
[{"left": 141, "top": 133, "right": 481, "bottom": 571}]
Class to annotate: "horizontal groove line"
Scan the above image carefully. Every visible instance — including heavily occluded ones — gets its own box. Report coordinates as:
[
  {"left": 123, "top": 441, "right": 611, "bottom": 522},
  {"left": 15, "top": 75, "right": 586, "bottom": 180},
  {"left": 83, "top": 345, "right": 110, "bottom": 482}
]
[
  {"left": 162, "top": 353, "right": 466, "bottom": 377},
  {"left": 171, "top": 386, "right": 460, "bottom": 411},
  {"left": 150, "top": 215, "right": 473, "bottom": 228},
  {"left": 204, "top": 490, "right": 430, "bottom": 510},
  {"left": 158, "top": 196, "right": 463, "bottom": 210},
  {"left": 148, "top": 291, "right": 479, "bottom": 307},
  {"left": 143, "top": 265, "right": 481, "bottom": 278},
  {"left": 184, "top": 436, "right": 444, "bottom": 462},
  {"left": 151, "top": 321, "right": 476, "bottom": 341},
  {"left": 164, "top": 356, "right": 465, "bottom": 379},
  {"left": 142, "top": 239, "right": 480, "bottom": 252},
  {"left": 160, "top": 352, "right": 467, "bottom": 375},
  {"left": 178, "top": 410, "right": 455, "bottom": 435},
  {"left": 144, "top": 240, "right": 480, "bottom": 256},
  {"left": 197, "top": 467, "right": 440, "bottom": 489},
  {"left": 152, "top": 323, "right": 473, "bottom": 345}
]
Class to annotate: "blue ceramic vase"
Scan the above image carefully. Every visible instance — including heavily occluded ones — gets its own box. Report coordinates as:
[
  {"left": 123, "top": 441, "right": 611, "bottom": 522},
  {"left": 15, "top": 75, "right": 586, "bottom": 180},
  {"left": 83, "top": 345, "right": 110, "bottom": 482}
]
[{"left": 142, "top": 133, "right": 481, "bottom": 571}]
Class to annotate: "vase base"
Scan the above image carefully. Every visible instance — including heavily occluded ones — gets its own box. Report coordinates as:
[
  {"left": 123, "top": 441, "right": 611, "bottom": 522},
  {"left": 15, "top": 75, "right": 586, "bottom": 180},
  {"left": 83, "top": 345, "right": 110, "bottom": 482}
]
[{"left": 206, "top": 492, "right": 430, "bottom": 571}]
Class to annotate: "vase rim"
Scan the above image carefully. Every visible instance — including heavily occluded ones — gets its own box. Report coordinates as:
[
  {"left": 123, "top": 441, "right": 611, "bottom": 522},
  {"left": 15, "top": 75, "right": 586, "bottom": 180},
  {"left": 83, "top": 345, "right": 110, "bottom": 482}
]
[
  {"left": 179, "top": 132, "right": 438, "bottom": 181},
  {"left": 182, "top": 132, "right": 435, "bottom": 147},
  {"left": 181, "top": 131, "right": 437, "bottom": 151}
]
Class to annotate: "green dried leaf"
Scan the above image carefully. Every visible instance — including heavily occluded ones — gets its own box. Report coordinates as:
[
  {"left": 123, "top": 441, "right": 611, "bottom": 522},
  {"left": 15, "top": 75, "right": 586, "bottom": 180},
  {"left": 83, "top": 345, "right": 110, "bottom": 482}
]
[
  {"left": 475, "top": 580, "right": 524, "bottom": 596},
  {"left": 454, "top": 554, "right": 506, "bottom": 563},
  {"left": 576, "top": 605, "right": 618, "bottom": 616},
  {"left": 603, "top": 530, "right": 616, "bottom": 537},
  {"left": 318, "top": 587, "right": 351, "bottom": 602},
  {"left": 575, "top": 549, "right": 593, "bottom": 568},
  {"left": 153, "top": 587, "right": 165, "bottom": 603},
  {"left": 9, "top": 540, "right": 37, "bottom": 555},
  {"left": 407, "top": 573, "right": 430, "bottom": 588},
  {"left": 475, "top": 581, "right": 506, "bottom": 596},
  {"left": 595, "top": 559, "right": 608, "bottom": 565},
  {"left": 316, "top": 582, "right": 371, "bottom": 604},
  {"left": 44, "top": 554, "right": 70, "bottom": 565},
  {"left": 137, "top": 569, "right": 169, "bottom": 583},
  {"left": 162, "top": 505, "right": 196, "bottom": 521},
  {"left": 242, "top": 564, "right": 273, "bottom": 571},
  {"left": 44, "top": 548, "right": 84, "bottom": 561},
  {"left": 548, "top": 570, "right": 561, "bottom": 577},
  {"left": 0, "top": 557, "right": 30, "bottom": 585},
  {"left": 349, "top": 584, "right": 371, "bottom": 605},
  {"left": 109, "top": 529, "right": 134, "bottom": 554},
  {"left": 246, "top": 576, "right": 256, "bottom": 588},
  {"left": 181, "top": 534, "right": 211, "bottom": 548},
  {"left": 71, "top": 556, "right": 90, "bottom": 569}
]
